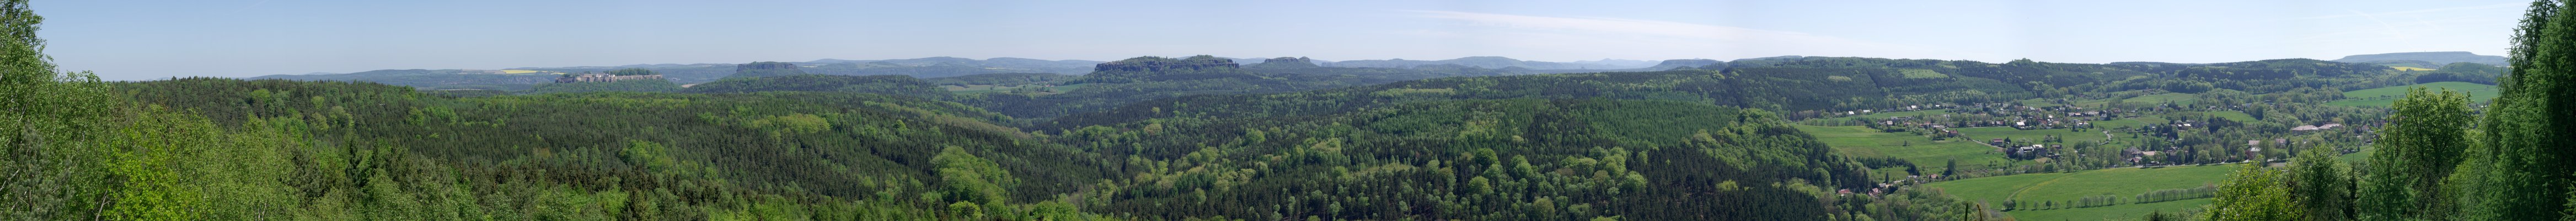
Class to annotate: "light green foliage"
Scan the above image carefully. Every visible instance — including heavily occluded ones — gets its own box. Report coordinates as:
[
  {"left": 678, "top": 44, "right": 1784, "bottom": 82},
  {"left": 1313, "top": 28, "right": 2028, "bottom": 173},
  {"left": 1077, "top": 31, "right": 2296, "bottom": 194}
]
[
  {"left": 622, "top": 140, "right": 687, "bottom": 174},
  {"left": 947, "top": 201, "right": 984, "bottom": 219},
  {"left": 1467, "top": 176, "right": 1494, "bottom": 194},
  {"left": 1900, "top": 69, "right": 1949, "bottom": 78},
  {"left": 0, "top": 0, "right": 117, "bottom": 218},
  {"left": 101, "top": 109, "right": 218, "bottom": 220},
  {"left": 2362, "top": 87, "right": 2472, "bottom": 220},
  {"left": 0, "top": 2, "right": 310, "bottom": 219},
  {"left": 934, "top": 146, "right": 1016, "bottom": 204},
  {"left": 2201, "top": 163, "right": 2299, "bottom": 221}
]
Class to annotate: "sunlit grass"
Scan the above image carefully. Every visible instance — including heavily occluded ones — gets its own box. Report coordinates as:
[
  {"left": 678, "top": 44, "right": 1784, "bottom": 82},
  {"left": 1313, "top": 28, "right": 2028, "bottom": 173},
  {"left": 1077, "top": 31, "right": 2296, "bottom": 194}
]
[
  {"left": 1795, "top": 125, "right": 2015, "bottom": 180},
  {"left": 2326, "top": 81, "right": 2498, "bottom": 107},
  {"left": 1925, "top": 165, "right": 2237, "bottom": 220}
]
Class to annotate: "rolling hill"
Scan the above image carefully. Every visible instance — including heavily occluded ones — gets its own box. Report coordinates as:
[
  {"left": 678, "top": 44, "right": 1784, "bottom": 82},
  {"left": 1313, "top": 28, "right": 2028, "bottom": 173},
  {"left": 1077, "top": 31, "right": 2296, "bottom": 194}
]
[{"left": 2332, "top": 51, "right": 2508, "bottom": 66}]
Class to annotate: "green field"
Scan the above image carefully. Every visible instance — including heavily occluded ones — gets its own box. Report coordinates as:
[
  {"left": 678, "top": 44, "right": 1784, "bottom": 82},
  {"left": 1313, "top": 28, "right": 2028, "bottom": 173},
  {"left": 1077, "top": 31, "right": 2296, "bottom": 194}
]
[
  {"left": 1956, "top": 127, "right": 2120, "bottom": 145},
  {"left": 2090, "top": 118, "right": 2154, "bottom": 129},
  {"left": 2016, "top": 98, "right": 2061, "bottom": 107},
  {"left": 1860, "top": 109, "right": 1954, "bottom": 118},
  {"left": 1793, "top": 125, "right": 2013, "bottom": 180},
  {"left": 1923, "top": 165, "right": 2238, "bottom": 219},
  {"left": 2011, "top": 166, "right": 2231, "bottom": 203},
  {"left": 1922, "top": 171, "right": 2064, "bottom": 203},
  {"left": 2130, "top": 116, "right": 2171, "bottom": 125},
  {"left": 2122, "top": 93, "right": 2199, "bottom": 106},
  {"left": 1801, "top": 109, "right": 1956, "bottom": 124},
  {"left": 2007, "top": 198, "right": 2210, "bottom": 220},
  {"left": 2341, "top": 145, "right": 2375, "bottom": 164},
  {"left": 2327, "top": 82, "right": 2499, "bottom": 107}
]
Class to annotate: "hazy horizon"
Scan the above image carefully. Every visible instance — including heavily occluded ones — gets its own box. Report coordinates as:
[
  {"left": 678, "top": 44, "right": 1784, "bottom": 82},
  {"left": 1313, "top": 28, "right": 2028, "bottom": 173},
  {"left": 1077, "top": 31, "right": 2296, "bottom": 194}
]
[{"left": 39, "top": 0, "right": 2525, "bottom": 81}]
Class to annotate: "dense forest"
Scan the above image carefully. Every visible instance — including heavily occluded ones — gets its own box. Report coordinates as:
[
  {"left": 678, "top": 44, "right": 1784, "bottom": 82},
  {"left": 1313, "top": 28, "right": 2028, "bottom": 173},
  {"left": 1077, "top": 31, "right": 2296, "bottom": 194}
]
[{"left": 13, "top": 0, "right": 2576, "bottom": 220}]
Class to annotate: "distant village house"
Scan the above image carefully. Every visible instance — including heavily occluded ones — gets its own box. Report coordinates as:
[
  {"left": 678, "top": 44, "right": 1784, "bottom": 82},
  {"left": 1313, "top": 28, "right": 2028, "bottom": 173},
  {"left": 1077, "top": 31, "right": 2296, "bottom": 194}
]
[{"left": 556, "top": 72, "right": 665, "bottom": 83}]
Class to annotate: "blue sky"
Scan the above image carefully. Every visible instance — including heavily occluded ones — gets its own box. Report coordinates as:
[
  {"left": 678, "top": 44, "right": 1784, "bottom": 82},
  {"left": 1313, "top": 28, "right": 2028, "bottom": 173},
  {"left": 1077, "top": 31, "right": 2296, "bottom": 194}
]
[{"left": 36, "top": 0, "right": 2527, "bottom": 80}]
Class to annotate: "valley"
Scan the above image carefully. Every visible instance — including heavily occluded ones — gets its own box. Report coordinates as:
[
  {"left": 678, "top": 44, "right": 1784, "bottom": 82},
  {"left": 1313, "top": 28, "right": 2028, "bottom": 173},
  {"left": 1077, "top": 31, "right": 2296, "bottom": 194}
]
[
  {"left": 52, "top": 52, "right": 2494, "bottom": 220},
  {"left": 13, "top": 1, "right": 2575, "bottom": 220}
]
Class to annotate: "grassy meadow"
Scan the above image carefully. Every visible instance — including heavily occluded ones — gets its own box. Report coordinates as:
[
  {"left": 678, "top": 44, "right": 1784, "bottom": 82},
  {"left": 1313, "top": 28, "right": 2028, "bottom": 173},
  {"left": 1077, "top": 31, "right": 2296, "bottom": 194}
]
[
  {"left": 2327, "top": 82, "right": 2499, "bottom": 107},
  {"left": 2007, "top": 198, "right": 2211, "bottom": 220},
  {"left": 1793, "top": 125, "right": 2013, "bottom": 180},
  {"left": 1922, "top": 165, "right": 2240, "bottom": 220}
]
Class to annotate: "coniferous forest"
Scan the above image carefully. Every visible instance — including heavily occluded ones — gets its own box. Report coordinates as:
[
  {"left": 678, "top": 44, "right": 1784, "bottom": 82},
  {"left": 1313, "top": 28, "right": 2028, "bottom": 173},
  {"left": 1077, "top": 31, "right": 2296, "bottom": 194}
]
[{"left": 11, "top": 1, "right": 2576, "bottom": 220}]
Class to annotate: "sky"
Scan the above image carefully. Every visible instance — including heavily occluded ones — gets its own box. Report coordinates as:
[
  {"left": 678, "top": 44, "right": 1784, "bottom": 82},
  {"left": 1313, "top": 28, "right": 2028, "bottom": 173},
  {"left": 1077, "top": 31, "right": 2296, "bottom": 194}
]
[{"left": 35, "top": 0, "right": 2531, "bottom": 80}]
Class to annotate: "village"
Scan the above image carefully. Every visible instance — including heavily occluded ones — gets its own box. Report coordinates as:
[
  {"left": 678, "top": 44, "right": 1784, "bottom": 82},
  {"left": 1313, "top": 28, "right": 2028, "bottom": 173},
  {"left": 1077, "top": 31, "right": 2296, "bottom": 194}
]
[{"left": 1804, "top": 94, "right": 2376, "bottom": 178}]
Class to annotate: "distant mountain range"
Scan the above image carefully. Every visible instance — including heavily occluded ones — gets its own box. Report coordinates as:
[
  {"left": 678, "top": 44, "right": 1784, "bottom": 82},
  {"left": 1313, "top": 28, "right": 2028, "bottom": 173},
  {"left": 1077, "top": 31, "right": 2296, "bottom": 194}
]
[
  {"left": 1320, "top": 56, "right": 1657, "bottom": 70},
  {"left": 2332, "top": 51, "right": 2507, "bottom": 66},
  {"left": 1568, "top": 59, "right": 1661, "bottom": 68},
  {"left": 243, "top": 52, "right": 2478, "bottom": 90},
  {"left": 803, "top": 57, "right": 1104, "bottom": 73},
  {"left": 249, "top": 57, "right": 1110, "bottom": 88},
  {"left": 247, "top": 69, "right": 563, "bottom": 90}
]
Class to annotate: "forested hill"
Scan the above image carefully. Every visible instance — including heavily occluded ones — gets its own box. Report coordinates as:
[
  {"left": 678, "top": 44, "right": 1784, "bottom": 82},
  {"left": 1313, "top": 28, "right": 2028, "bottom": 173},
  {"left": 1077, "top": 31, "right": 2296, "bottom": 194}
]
[
  {"left": 240, "top": 57, "right": 1099, "bottom": 90},
  {"left": 951, "top": 55, "right": 1532, "bottom": 119},
  {"left": 944, "top": 55, "right": 2406, "bottom": 123},
  {"left": 685, "top": 74, "right": 950, "bottom": 98},
  {"left": 97, "top": 77, "right": 1094, "bottom": 219},
  {"left": 40, "top": 50, "right": 2448, "bottom": 221},
  {"left": 2330, "top": 51, "right": 2508, "bottom": 66},
  {"left": 1051, "top": 98, "right": 1909, "bottom": 220},
  {"left": 92, "top": 75, "right": 1983, "bottom": 220},
  {"left": 245, "top": 69, "right": 561, "bottom": 90},
  {"left": 806, "top": 56, "right": 1101, "bottom": 75},
  {"left": 1324, "top": 56, "right": 1654, "bottom": 70},
  {"left": 1043, "top": 61, "right": 1979, "bottom": 129}
]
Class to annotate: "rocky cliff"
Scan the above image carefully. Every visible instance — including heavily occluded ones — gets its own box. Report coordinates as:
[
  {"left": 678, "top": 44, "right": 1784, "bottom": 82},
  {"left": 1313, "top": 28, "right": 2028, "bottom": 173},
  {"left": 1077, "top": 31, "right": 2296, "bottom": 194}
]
[
  {"left": 1077, "top": 55, "right": 1256, "bottom": 83},
  {"left": 1245, "top": 57, "right": 1321, "bottom": 69}
]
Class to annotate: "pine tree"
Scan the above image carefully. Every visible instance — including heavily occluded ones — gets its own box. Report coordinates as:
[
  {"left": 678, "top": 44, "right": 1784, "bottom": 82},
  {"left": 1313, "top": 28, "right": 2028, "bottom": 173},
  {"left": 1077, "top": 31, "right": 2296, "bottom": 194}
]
[{"left": 2478, "top": 1, "right": 2576, "bottom": 220}]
